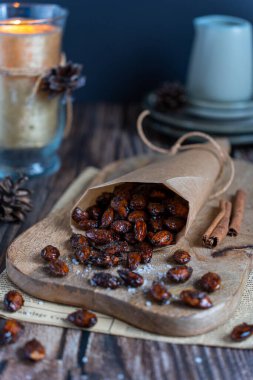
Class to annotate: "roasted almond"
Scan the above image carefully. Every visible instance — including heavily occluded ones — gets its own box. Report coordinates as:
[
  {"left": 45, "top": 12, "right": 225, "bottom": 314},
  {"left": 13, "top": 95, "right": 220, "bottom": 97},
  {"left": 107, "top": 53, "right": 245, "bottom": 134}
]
[
  {"left": 67, "top": 309, "right": 97, "bottom": 328},
  {"left": 172, "top": 250, "right": 191, "bottom": 265},
  {"left": 117, "top": 270, "right": 144, "bottom": 287},
  {"left": 150, "top": 281, "right": 171, "bottom": 304},
  {"left": 180, "top": 290, "right": 213, "bottom": 309},
  {"left": 198, "top": 272, "right": 221, "bottom": 293},
  {"left": 150, "top": 230, "right": 174, "bottom": 247},
  {"left": 167, "top": 266, "right": 193, "bottom": 283}
]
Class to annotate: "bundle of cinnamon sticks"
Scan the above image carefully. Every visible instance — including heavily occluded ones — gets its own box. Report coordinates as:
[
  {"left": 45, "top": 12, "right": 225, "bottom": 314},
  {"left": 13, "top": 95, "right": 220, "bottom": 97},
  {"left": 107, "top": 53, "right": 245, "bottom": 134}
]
[{"left": 203, "top": 189, "right": 246, "bottom": 249}]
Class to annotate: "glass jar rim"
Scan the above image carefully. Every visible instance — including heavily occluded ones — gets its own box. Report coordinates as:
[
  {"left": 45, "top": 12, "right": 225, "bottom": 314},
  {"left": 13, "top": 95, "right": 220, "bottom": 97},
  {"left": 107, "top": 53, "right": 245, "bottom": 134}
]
[{"left": 0, "top": 3, "right": 68, "bottom": 24}]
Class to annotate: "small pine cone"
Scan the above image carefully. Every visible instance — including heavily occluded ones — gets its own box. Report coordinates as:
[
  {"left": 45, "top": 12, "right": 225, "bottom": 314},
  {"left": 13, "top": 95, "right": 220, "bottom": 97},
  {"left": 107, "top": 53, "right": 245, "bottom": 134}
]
[
  {"left": 41, "top": 61, "right": 86, "bottom": 96},
  {"left": 155, "top": 82, "right": 187, "bottom": 112},
  {"left": 0, "top": 176, "right": 32, "bottom": 222}
]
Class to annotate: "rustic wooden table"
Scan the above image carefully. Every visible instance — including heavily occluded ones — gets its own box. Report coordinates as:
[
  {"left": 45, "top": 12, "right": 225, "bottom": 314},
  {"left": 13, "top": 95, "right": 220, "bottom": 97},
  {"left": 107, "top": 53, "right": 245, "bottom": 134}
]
[{"left": 0, "top": 104, "right": 252, "bottom": 380}]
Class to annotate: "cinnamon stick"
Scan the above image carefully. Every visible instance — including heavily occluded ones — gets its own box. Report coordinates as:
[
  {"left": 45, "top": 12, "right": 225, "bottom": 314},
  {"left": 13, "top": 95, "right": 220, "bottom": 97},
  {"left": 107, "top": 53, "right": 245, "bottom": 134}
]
[
  {"left": 203, "top": 200, "right": 232, "bottom": 248},
  {"left": 203, "top": 200, "right": 226, "bottom": 245},
  {"left": 228, "top": 189, "right": 246, "bottom": 237}
]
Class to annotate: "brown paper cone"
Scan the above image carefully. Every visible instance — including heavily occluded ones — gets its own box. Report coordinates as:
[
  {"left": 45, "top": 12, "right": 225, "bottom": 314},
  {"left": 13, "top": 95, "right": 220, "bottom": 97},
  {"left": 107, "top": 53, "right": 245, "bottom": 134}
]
[{"left": 71, "top": 145, "right": 223, "bottom": 236}]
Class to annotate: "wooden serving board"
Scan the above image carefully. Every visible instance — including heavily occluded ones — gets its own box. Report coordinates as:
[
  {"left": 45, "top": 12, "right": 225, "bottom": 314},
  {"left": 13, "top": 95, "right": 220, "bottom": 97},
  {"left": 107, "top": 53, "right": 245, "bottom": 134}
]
[{"left": 6, "top": 156, "right": 253, "bottom": 337}]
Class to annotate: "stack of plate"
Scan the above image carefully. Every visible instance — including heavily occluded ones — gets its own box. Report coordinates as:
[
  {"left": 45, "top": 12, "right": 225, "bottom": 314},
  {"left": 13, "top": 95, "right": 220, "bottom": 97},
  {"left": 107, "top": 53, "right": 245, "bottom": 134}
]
[{"left": 144, "top": 92, "right": 253, "bottom": 145}]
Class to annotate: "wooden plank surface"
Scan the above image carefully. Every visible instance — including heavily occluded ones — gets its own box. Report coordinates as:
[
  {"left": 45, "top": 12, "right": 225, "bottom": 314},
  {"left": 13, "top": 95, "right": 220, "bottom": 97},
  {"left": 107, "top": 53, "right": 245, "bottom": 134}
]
[{"left": 0, "top": 104, "right": 253, "bottom": 379}]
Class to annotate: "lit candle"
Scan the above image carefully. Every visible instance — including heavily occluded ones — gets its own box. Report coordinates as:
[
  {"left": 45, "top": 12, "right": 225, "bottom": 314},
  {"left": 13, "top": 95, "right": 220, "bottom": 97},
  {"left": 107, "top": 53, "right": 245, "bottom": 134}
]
[{"left": 0, "top": 19, "right": 63, "bottom": 148}]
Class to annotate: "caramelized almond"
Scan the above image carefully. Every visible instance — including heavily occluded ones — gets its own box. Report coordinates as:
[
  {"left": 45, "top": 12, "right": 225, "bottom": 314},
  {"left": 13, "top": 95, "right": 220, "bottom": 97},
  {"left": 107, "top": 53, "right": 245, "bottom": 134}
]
[
  {"left": 180, "top": 290, "right": 213, "bottom": 309},
  {"left": 70, "top": 233, "right": 89, "bottom": 249},
  {"left": 86, "top": 229, "right": 114, "bottom": 244},
  {"left": 67, "top": 309, "right": 97, "bottom": 328},
  {"left": 3, "top": 290, "right": 24, "bottom": 312},
  {"left": 134, "top": 220, "right": 147, "bottom": 242},
  {"left": 198, "top": 272, "right": 221, "bottom": 293},
  {"left": 72, "top": 207, "right": 89, "bottom": 223},
  {"left": 231, "top": 323, "right": 253, "bottom": 341},
  {"left": 127, "top": 252, "right": 141, "bottom": 270},
  {"left": 172, "top": 250, "right": 191, "bottom": 265},
  {"left": 150, "top": 281, "right": 171, "bottom": 304},
  {"left": 90, "top": 272, "right": 121, "bottom": 289},
  {"left": 166, "top": 197, "right": 189, "bottom": 219},
  {"left": 128, "top": 210, "right": 148, "bottom": 223},
  {"left": 167, "top": 266, "right": 193, "bottom": 283},
  {"left": 111, "top": 220, "right": 132, "bottom": 234},
  {"left": 0, "top": 318, "right": 24, "bottom": 345},
  {"left": 47, "top": 260, "right": 69, "bottom": 277},
  {"left": 23, "top": 339, "right": 45, "bottom": 361},
  {"left": 101, "top": 207, "right": 114, "bottom": 228},
  {"left": 150, "top": 230, "right": 174, "bottom": 247},
  {"left": 164, "top": 217, "right": 186, "bottom": 232},
  {"left": 118, "top": 270, "right": 144, "bottom": 287},
  {"left": 41, "top": 245, "right": 60, "bottom": 262}
]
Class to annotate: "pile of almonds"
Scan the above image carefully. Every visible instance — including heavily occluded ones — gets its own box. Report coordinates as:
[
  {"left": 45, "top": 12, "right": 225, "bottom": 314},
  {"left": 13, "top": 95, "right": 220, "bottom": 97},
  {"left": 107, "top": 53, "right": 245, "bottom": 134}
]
[
  {"left": 40, "top": 183, "right": 222, "bottom": 308},
  {"left": 71, "top": 182, "right": 189, "bottom": 272},
  {"left": 67, "top": 183, "right": 220, "bottom": 309},
  {"left": 37, "top": 183, "right": 189, "bottom": 279}
]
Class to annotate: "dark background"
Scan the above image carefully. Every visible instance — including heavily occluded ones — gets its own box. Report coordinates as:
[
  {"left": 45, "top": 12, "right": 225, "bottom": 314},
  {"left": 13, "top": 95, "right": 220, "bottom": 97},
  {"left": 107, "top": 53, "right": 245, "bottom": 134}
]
[{"left": 9, "top": 1, "right": 253, "bottom": 101}]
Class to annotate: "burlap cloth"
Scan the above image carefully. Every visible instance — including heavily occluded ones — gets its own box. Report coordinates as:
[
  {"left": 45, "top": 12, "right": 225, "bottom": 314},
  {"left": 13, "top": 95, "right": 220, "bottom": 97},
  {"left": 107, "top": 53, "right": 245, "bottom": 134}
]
[{"left": 1, "top": 167, "right": 252, "bottom": 349}]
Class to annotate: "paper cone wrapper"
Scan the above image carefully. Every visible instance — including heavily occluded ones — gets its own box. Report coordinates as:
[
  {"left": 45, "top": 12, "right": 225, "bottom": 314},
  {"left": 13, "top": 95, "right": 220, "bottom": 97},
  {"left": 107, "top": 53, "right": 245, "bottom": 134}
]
[{"left": 71, "top": 147, "right": 221, "bottom": 236}]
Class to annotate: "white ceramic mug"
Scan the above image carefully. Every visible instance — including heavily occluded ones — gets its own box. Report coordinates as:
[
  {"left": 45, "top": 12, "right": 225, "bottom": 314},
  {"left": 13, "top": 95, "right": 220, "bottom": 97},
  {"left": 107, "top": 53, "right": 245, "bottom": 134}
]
[{"left": 186, "top": 15, "right": 253, "bottom": 103}]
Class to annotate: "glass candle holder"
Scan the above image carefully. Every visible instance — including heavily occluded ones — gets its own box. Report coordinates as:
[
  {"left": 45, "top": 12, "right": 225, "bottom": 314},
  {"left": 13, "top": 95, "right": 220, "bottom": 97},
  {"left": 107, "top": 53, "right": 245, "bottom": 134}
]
[{"left": 0, "top": 3, "right": 68, "bottom": 177}]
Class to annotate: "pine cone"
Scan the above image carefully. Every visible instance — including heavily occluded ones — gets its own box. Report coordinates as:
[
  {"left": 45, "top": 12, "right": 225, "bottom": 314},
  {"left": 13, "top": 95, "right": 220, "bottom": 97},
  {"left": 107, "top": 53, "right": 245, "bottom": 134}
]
[
  {"left": 0, "top": 176, "right": 32, "bottom": 222},
  {"left": 155, "top": 82, "right": 187, "bottom": 112},
  {"left": 40, "top": 61, "right": 86, "bottom": 96}
]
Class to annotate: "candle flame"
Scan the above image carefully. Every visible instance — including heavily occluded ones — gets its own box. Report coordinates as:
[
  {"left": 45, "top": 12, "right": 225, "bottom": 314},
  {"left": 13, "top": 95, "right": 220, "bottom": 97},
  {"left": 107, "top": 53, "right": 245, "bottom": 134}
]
[
  {"left": 13, "top": 3, "right": 20, "bottom": 8},
  {"left": 12, "top": 19, "right": 22, "bottom": 25}
]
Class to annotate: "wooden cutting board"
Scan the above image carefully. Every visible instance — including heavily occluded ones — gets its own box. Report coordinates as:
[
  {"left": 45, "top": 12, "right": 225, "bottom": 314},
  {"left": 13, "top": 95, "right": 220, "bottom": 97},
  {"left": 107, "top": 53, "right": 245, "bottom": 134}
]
[{"left": 6, "top": 156, "right": 253, "bottom": 337}]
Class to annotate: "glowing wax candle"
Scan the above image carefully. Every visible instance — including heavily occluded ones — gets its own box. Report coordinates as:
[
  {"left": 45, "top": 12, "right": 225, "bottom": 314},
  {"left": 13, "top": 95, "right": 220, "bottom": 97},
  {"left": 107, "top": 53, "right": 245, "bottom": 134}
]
[{"left": 0, "top": 18, "right": 63, "bottom": 148}]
